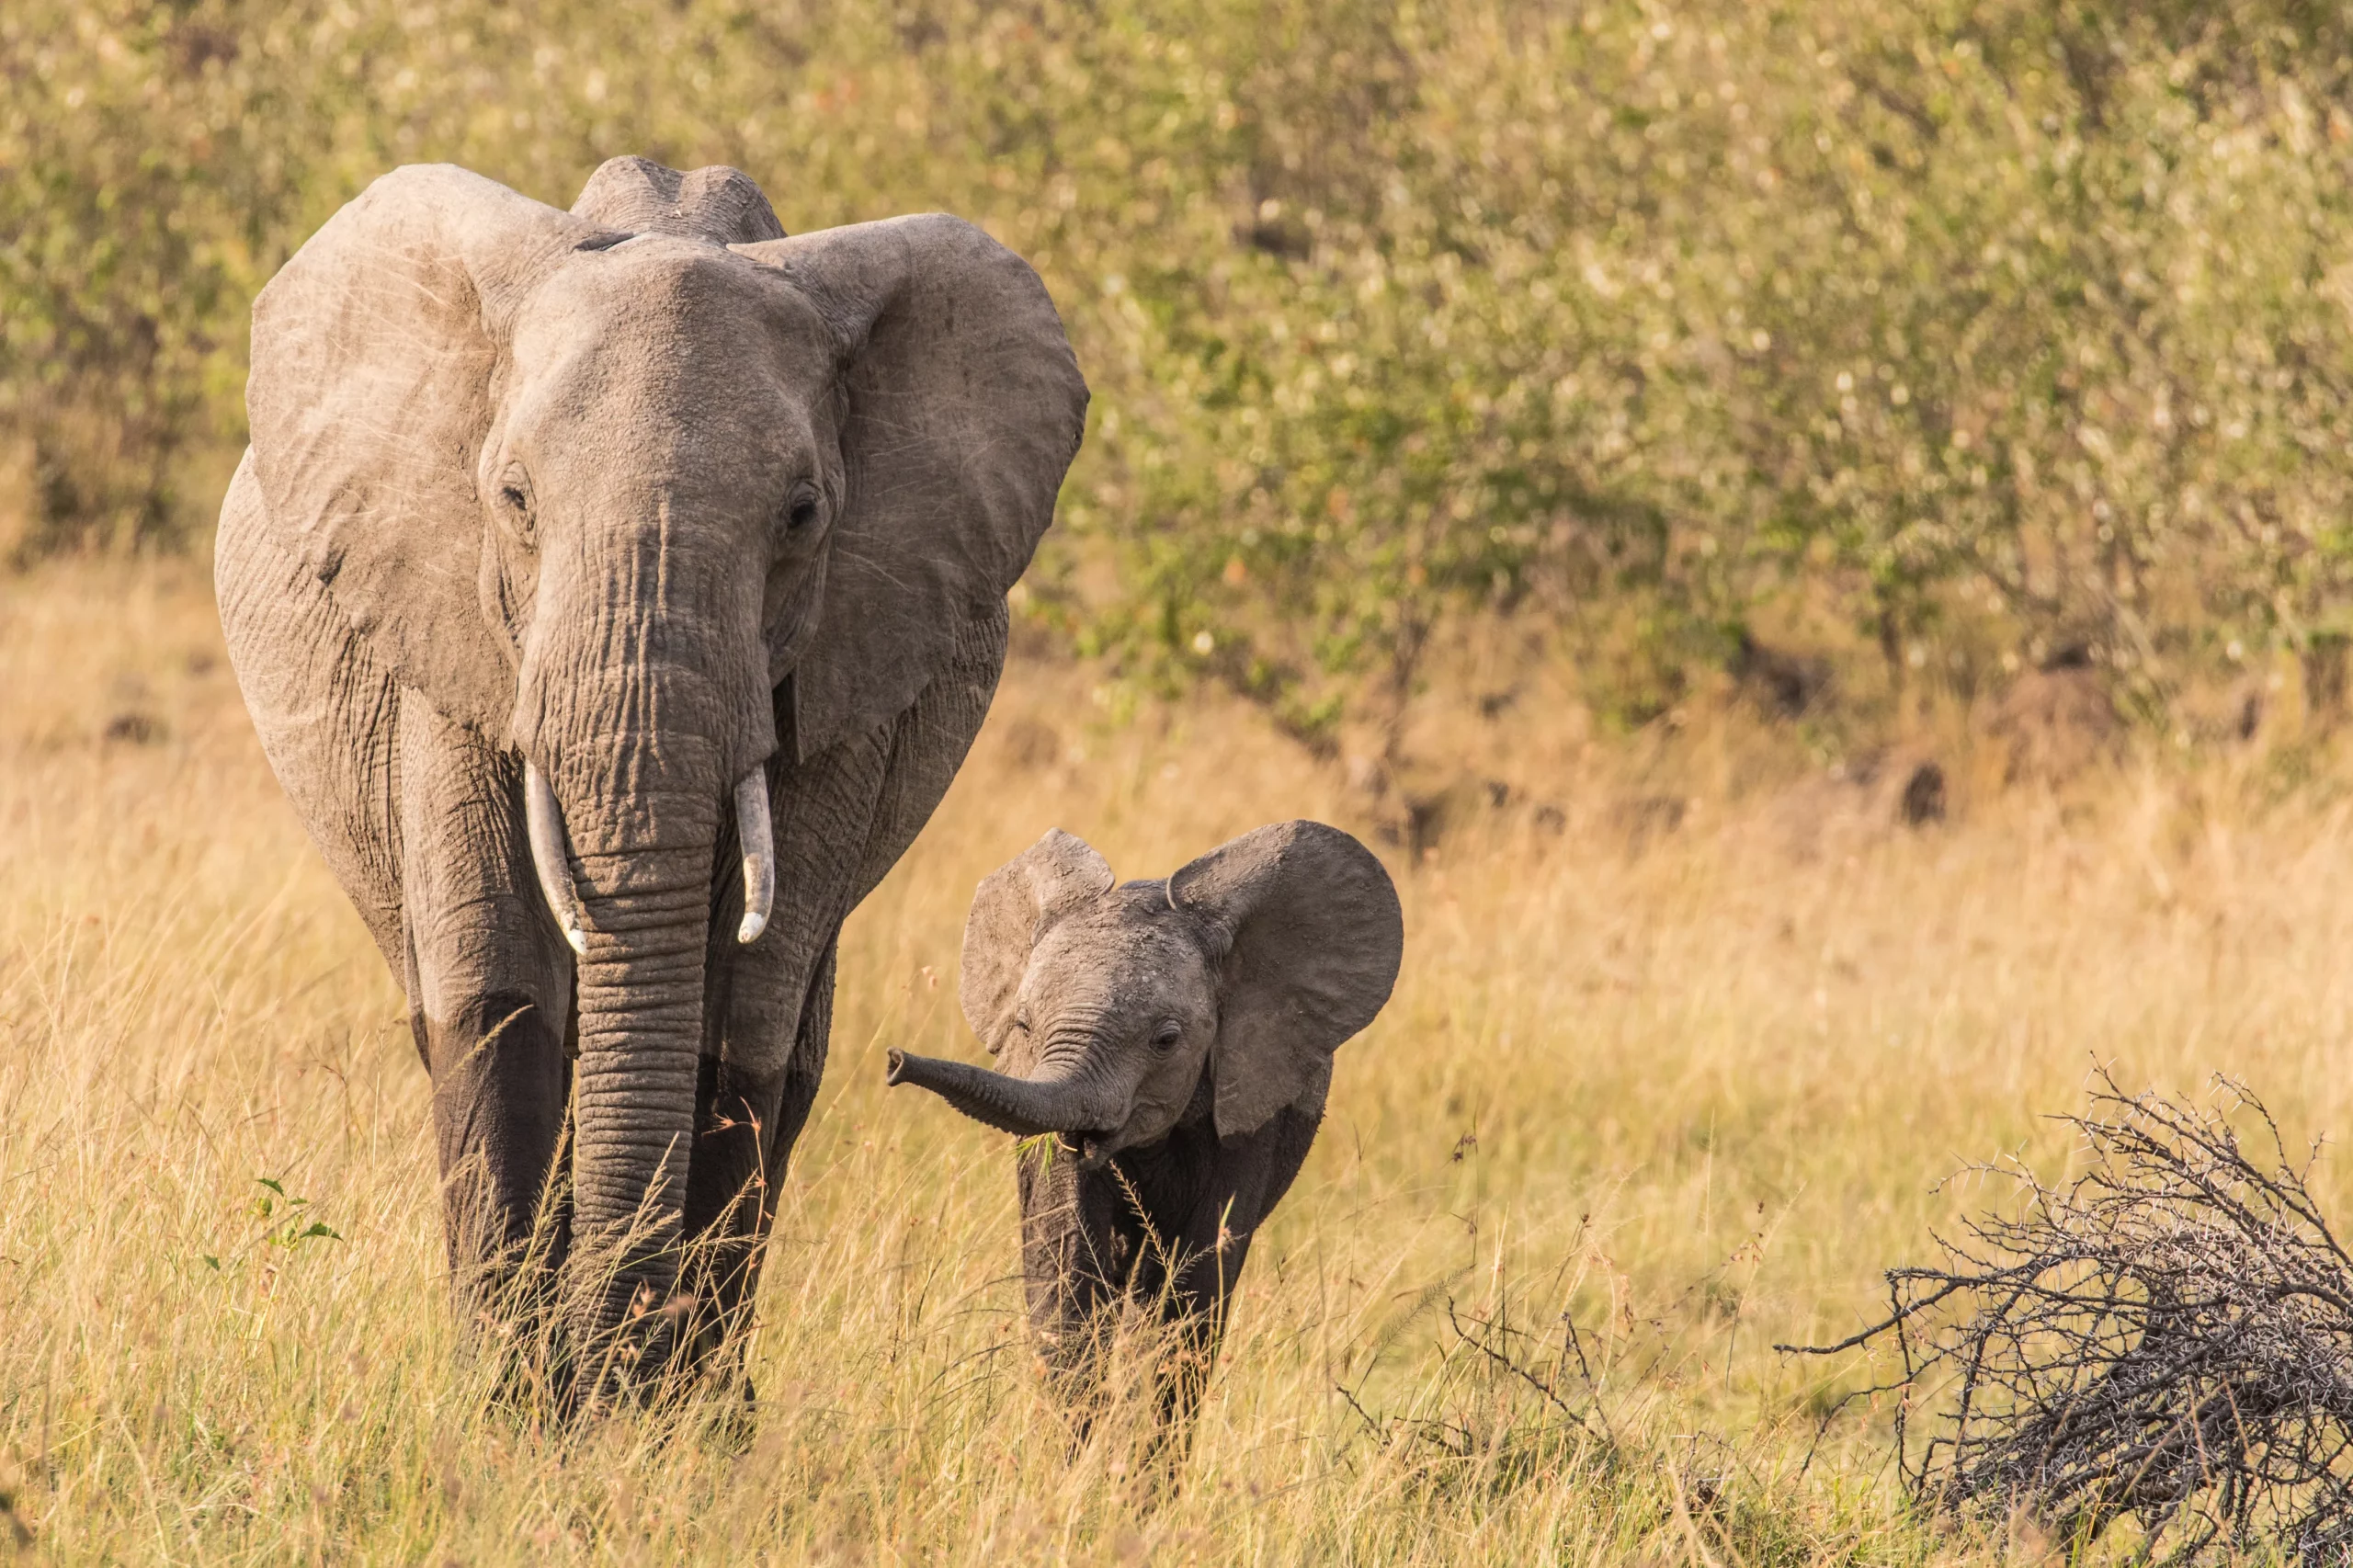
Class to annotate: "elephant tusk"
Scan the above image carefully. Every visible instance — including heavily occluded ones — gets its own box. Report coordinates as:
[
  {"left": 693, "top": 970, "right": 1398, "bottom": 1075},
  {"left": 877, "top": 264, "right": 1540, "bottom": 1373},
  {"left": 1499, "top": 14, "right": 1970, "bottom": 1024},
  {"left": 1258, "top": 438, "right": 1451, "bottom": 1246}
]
[
  {"left": 524, "top": 761, "right": 588, "bottom": 957},
  {"left": 735, "top": 767, "right": 775, "bottom": 945}
]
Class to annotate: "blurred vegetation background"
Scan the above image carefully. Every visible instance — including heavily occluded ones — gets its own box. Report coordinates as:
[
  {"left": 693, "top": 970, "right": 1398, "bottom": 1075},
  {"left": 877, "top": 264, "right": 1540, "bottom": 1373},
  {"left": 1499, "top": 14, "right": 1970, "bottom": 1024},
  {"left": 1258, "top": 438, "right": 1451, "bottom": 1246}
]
[{"left": 10, "top": 0, "right": 2353, "bottom": 749}]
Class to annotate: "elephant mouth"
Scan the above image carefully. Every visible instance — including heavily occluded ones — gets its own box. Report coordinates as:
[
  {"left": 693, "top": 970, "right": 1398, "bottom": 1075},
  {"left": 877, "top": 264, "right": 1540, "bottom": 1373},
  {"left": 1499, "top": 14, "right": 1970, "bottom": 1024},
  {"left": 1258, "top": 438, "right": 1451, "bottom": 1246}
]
[
  {"left": 524, "top": 761, "right": 775, "bottom": 954},
  {"left": 1057, "top": 1130, "right": 1115, "bottom": 1171}
]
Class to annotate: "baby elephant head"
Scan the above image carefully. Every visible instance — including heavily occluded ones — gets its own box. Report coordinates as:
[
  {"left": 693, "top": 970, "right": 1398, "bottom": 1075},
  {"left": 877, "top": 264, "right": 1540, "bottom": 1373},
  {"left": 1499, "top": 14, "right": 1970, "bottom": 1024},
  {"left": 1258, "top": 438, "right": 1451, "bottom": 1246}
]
[{"left": 887, "top": 822, "right": 1403, "bottom": 1162}]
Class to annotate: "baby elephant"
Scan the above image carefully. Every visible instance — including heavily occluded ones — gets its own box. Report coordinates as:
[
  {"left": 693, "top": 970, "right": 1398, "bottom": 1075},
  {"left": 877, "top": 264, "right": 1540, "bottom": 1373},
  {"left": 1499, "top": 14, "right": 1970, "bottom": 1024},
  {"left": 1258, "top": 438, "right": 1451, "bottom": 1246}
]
[{"left": 888, "top": 820, "right": 1403, "bottom": 1444}]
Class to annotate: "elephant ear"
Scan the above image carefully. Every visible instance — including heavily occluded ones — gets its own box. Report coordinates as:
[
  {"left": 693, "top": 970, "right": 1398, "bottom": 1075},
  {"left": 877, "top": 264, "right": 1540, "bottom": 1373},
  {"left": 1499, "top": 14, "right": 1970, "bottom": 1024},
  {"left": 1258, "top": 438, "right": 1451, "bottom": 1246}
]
[
  {"left": 959, "top": 829, "right": 1114, "bottom": 1054},
  {"left": 1171, "top": 821, "right": 1404, "bottom": 1140},
  {"left": 570, "top": 156, "right": 788, "bottom": 244},
  {"left": 733, "top": 218, "right": 1087, "bottom": 760},
  {"left": 245, "top": 164, "right": 611, "bottom": 733}
]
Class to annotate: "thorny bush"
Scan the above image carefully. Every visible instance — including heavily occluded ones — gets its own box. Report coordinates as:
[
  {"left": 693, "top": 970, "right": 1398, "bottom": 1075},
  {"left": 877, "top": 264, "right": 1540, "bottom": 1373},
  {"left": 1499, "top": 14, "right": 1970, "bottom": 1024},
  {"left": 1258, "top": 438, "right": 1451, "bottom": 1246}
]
[{"left": 1789, "top": 1070, "right": 2353, "bottom": 1564}]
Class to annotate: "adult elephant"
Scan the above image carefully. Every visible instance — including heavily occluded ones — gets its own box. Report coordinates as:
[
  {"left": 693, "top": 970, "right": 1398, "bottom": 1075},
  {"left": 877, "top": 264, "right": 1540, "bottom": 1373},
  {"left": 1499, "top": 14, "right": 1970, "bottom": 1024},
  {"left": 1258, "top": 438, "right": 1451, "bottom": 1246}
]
[{"left": 216, "top": 156, "right": 1086, "bottom": 1400}]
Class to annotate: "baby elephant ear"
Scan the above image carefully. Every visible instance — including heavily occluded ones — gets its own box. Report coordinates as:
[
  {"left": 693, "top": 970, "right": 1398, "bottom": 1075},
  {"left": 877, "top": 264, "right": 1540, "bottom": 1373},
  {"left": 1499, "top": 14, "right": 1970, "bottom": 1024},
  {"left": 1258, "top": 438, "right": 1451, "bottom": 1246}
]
[
  {"left": 1171, "top": 822, "right": 1404, "bottom": 1140},
  {"left": 960, "top": 829, "right": 1114, "bottom": 1053}
]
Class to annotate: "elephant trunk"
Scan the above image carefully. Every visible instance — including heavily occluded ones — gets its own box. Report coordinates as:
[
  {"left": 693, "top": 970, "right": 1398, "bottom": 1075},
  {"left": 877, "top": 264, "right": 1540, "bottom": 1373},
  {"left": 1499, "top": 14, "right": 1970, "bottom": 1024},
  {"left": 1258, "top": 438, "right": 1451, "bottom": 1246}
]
[
  {"left": 558, "top": 787, "right": 718, "bottom": 1394},
  {"left": 526, "top": 701, "right": 767, "bottom": 1399},
  {"left": 886, "top": 1050, "right": 1125, "bottom": 1149},
  {"left": 515, "top": 506, "right": 779, "bottom": 1400}
]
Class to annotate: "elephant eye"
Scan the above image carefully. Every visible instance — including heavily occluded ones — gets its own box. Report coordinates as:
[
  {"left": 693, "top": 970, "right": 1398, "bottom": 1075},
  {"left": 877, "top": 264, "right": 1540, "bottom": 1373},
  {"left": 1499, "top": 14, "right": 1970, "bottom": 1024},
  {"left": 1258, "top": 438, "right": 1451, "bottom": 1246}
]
[
  {"left": 1151, "top": 1021, "right": 1183, "bottom": 1052},
  {"left": 494, "top": 464, "right": 535, "bottom": 545},
  {"left": 782, "top": 487, "right": 821, "bottom": 535}
]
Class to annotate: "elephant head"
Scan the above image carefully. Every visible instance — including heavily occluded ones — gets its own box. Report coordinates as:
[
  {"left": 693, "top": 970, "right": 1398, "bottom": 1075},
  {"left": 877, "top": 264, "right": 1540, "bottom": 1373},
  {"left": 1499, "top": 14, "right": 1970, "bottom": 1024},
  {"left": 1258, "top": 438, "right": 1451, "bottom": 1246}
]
[
  {"left": 887, "top": 823, "right": 1403, "bottom": 1162},
  {"left": 245, "top": 157, "right": 1086, "bottom": 1362}
]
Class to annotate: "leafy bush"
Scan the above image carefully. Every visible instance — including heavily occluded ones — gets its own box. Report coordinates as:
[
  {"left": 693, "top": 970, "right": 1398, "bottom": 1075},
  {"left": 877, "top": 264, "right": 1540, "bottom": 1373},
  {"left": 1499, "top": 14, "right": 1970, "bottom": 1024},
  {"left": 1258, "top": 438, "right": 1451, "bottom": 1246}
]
[{"left": 11, "top": 0, "right": 2353, "bottom": 733}]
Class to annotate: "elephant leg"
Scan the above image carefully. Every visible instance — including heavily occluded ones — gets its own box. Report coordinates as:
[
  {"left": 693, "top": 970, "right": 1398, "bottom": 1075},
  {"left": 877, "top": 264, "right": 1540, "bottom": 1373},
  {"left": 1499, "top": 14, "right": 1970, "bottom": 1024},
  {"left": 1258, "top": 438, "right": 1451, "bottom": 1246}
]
[
  {"left": 662, "top": 606, "right": 1009, "bottom": 1377},
  {"left": 397, "top": 699, "right": 576, "bottom": 1331},
  {"left": 1141, "top": 1106, "right": 1324, "bottom": 1447},
  {"left": 678, "top": 935, "right": 836, "bottom": 1376},
  {"left": 1021, "top": 1142, "right": 1163, "bottom": 1433},
  {"left": 767, "top": 933, "right": 836, "bottom": 1164},
  {"left": 669, "top": 699, "right": 892, "bottom": 1378}
]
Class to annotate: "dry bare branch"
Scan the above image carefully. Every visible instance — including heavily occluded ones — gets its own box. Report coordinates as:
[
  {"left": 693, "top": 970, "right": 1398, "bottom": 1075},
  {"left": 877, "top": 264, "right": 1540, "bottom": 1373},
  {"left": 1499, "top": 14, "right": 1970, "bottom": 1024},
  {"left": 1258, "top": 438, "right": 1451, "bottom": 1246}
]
[{"left": 1785, "top": 1069, "right": 2353, "bottom": 1562}]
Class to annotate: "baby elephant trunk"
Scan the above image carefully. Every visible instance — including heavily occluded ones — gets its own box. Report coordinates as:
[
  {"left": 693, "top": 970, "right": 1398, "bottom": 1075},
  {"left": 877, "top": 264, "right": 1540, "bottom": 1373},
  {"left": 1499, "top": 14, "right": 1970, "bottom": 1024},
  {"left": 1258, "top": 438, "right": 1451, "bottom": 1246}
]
[{"left": 885, "top": 1050, "right": 1121, "bottom": 1143}]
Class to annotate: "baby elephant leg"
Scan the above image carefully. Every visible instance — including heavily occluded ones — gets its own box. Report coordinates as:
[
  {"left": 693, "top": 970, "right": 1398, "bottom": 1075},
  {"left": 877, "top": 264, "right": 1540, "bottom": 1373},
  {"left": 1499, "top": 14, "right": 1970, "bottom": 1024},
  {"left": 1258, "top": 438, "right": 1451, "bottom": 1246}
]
[
  {"left": 1019, "top": 1138, "right": 1151, "bottom": 1412},
  {"left": 1150, "top": 1105, "right": 1324, "bottom": 1440},
  {"left": 1017, "top": 1106, "right": 1321, "bottom": 1459}
]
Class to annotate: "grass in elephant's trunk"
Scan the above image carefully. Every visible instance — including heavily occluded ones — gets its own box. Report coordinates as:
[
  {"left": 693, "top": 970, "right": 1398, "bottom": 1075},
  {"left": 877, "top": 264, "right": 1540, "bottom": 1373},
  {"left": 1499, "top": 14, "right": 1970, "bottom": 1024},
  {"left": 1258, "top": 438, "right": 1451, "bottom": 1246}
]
[{"left": 12, "top": 559, "right": 2353, "bottom": 1563}]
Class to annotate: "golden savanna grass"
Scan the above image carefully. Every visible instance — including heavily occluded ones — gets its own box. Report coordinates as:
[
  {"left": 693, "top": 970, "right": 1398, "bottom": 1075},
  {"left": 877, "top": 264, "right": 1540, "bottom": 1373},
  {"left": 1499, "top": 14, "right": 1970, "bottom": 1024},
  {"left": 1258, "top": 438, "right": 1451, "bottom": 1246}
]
[{"left": 8, "top": 562, "right": 2353, "bottom": 1563}]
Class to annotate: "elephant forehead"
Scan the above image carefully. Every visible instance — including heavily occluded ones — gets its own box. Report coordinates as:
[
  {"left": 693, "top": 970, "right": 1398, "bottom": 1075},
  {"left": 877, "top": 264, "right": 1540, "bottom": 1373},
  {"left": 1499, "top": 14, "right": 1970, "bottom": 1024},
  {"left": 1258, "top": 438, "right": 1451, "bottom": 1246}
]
[
  {"left": 1029, "top": 892, "right": 1211, "bottom": 1009},
  {"left": 514, "top": 242, "right": 836, "bottom": 402}
]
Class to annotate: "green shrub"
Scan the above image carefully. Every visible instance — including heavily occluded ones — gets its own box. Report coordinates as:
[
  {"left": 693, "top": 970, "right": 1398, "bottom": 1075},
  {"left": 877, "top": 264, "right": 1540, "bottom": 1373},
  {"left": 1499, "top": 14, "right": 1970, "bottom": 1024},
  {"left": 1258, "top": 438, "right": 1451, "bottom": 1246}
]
[{"left": 10, "top": 0, "right": 2353, "bottom": 729}]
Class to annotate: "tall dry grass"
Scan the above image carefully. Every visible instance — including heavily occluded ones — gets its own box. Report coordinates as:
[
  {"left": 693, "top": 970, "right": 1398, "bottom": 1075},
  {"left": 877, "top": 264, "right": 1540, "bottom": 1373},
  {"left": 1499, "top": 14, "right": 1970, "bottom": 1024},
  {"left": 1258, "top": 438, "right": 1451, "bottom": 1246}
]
[{"left": 5, "top": 561, "right": 2353, "bottom": 1563}]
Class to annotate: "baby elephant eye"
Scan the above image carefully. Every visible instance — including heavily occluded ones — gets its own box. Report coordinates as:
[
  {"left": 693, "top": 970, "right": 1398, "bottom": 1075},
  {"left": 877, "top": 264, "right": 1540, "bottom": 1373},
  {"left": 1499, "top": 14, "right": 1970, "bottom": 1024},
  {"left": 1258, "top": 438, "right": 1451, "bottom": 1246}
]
[{"left": 1151, "top": 1021, "right": 1183, "bottom": 1052}]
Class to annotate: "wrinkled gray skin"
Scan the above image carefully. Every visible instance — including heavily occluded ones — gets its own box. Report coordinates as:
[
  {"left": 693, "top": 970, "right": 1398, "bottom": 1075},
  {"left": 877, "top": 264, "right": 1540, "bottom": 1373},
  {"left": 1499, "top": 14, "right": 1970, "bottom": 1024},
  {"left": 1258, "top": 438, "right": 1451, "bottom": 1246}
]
[
  {"left": 887, "top": 822, "right": 1403, "bottom": 1447},
  {"left": 216, "top": 156, "right": 1086, "bottom": 1402}
]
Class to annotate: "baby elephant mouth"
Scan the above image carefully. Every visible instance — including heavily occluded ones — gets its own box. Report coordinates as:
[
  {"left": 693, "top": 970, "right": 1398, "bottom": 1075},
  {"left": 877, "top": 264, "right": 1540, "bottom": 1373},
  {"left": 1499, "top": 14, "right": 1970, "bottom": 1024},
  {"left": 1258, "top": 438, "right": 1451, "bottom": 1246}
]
[
  {"left": 885, "top": 1048, "right": 1122, "bottom": 1166},
  {"left": 1057, "top": 1131, "right": 1115, "bottom": 1172}
]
